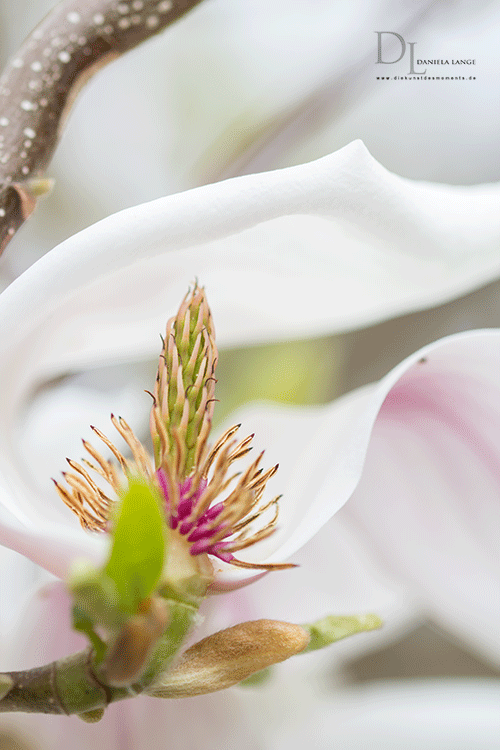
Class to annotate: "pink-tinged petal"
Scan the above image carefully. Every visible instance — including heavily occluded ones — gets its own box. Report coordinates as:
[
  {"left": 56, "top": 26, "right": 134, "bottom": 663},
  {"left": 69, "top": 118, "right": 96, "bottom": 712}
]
[
  {"left": 0, "top": 547, "right": 46, "bottom": 667},
  {"left": 209, "top": 331, "right": 500, "bottom": 666},
  {"left": 343, "top": 355, "right": 500, "bottom": 664},
  {"left": 2, "top": 581, "right": 86, "bottom": 671},
  {"left": 0, "top": 685, "right": 265, "bottom": 750}
]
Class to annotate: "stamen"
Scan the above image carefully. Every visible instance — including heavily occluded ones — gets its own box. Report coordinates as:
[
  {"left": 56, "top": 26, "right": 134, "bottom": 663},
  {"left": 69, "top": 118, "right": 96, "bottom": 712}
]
[
  {"left": 91, "top": 425, "right": 129, "bottom": 474},
  {"left": 199, "top": 502, "right": 224, "bottom": 522},
  {"left": 82, "top": 439, "right": 122, "bottom": 492},
  {"left": 177, "top": 497, "right": 194, "bottom": 521},
  {"left": 231, "top": 496, "right": 281, "bottom": 534},
  {"left": 228, "top": 558, "right": 297, "bottom": 571},
  {"left": 187, "top": 521, "right": 225, "bottom": 543},
  {"left": 201, "top": 424, "right": 241, "bottom": 476},
  {"left": 156, "top": 468, "right": 170, "bottom": 504},
  {"left": 110, "top": 415, "right": 153, "bottom": 481}
]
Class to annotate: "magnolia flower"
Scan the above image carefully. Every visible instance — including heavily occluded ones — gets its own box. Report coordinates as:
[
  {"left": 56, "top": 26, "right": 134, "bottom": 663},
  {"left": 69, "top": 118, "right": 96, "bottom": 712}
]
[
  {"left": 1, "top": 142, "right": 500, "bottom": 584},
  {"left": 0, "top": 142, "right": 498, "bottom": 749}
]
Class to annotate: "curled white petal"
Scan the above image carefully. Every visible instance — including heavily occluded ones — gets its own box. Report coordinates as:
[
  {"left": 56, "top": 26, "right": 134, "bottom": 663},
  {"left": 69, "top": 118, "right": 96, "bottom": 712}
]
[
  {"left": 0, "top": 145, "right": 499, "bottom": 590},
  {"left": 2, "top": 141, "right": 500, "bottom": 370}
]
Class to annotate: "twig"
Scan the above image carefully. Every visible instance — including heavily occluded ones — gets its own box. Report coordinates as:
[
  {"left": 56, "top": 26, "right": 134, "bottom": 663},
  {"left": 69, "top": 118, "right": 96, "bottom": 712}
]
[
  {"left": 0, "top": 0, "right": 205, "bottom": 254},
  {"left": 0, "top": 598, "right": 199, "bottom": 716}
]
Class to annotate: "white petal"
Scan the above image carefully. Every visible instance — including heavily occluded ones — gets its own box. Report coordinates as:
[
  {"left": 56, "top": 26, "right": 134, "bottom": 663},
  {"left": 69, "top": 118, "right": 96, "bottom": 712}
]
[
  {"left": 0, "top": 493, "right": 107, "bottom": 580},
  {"left": 211, "top": 331, "right": 500, "bottom": 665},
  {"left": 0, "top": 547, "right": 46, "bottom": 666},
  {"left": 3, "top": 142, "right": 500, "bottom": 369}
]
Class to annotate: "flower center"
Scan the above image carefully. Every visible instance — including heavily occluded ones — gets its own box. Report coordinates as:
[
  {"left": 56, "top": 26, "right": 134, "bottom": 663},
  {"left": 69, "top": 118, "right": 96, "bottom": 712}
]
[
  {"left": 157, "top": 471, "right": 232, "bottom": 562},
  {"left": 54, "top": 287, "right": 294, "bottom": 572}
]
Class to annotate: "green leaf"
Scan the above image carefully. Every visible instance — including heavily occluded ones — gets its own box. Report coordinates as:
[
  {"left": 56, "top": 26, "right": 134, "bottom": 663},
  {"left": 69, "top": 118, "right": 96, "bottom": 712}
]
[
  {"left": 105, "top": 478, "right": 166, "bottom": 614},
  {"left": 301, "top": 614, "right": 383, "bottom": 652}
]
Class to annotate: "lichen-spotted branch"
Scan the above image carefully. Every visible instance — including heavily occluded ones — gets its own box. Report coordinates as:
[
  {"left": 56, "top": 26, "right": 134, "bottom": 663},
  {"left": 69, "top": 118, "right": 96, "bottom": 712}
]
[{"left": 0, "top": 0, "right": 205, "bottom": 254}]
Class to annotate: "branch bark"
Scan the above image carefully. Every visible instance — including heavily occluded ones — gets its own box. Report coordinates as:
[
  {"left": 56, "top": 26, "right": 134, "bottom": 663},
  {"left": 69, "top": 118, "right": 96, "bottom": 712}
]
[
  {"left": 0, "top": 650, "right": 130, "bottom": 715},
  {"left": 0, "top": 0, "right": 206, "bottom": 254}
]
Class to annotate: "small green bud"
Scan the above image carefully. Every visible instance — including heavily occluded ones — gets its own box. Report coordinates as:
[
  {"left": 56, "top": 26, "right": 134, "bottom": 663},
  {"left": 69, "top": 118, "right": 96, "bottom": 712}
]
[
  {"left": 24, "top": 176, "right": 55, "bottom": 197},
  {"left": 68, "top": 480, "right": 168, "bottom": 665},
  {"left": 301, "top": 613, "right": 383, "bottom": 652},
  {"left": 105, "top": 478, "right": 166, "bottom": 615}
]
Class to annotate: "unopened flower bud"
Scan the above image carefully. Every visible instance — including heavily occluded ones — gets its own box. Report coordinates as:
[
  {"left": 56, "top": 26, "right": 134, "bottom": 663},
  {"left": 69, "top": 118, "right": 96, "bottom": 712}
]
[{"left": 147, "top": 619, "right": 310, "bottom": 698}]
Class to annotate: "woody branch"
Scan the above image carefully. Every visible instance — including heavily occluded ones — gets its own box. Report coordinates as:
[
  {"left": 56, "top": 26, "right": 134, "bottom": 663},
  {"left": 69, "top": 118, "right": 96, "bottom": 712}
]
[{"left": 0, "top": 0, "right": 205, "bottom": 255}]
